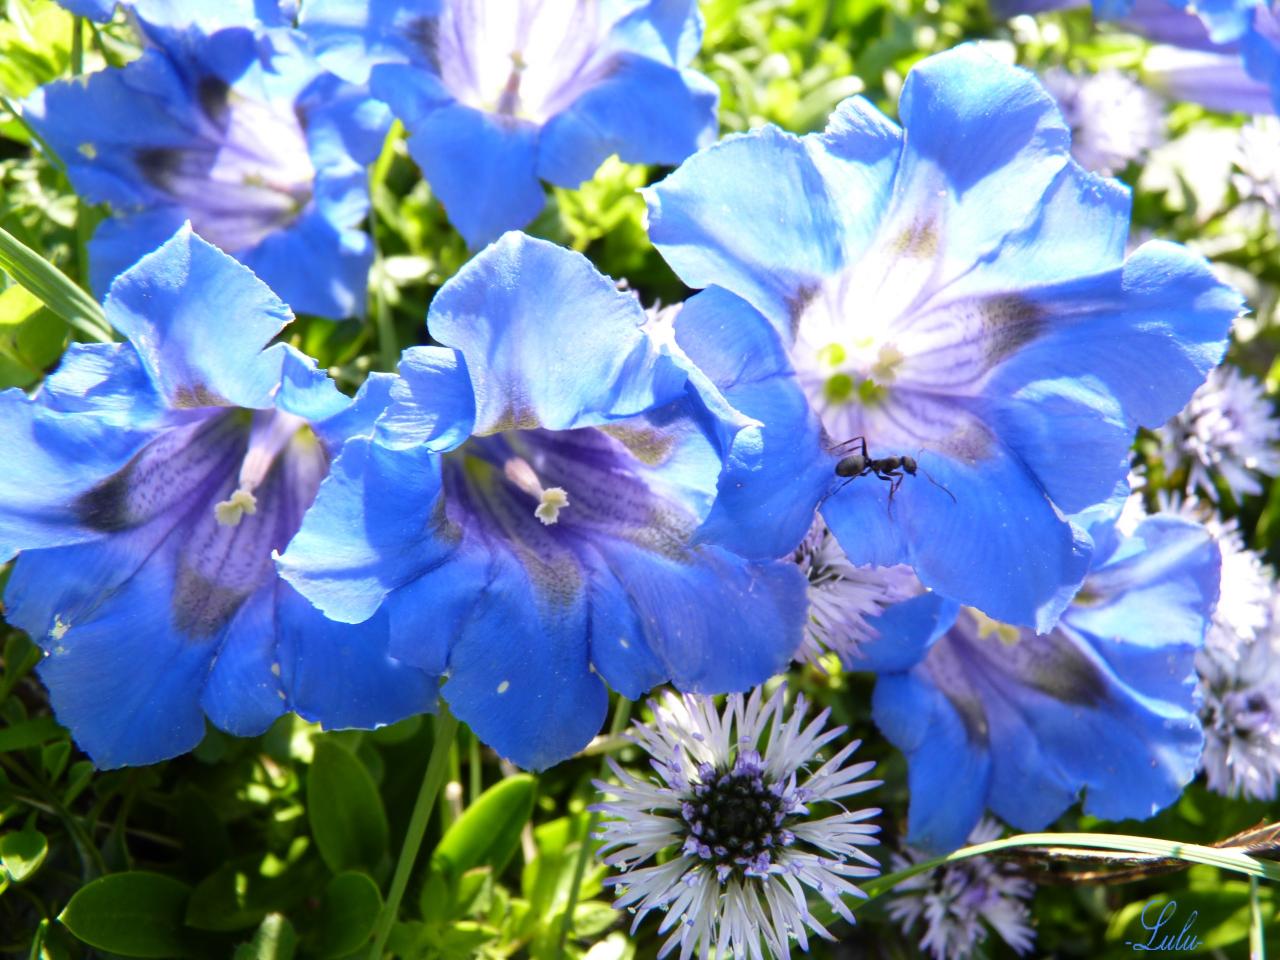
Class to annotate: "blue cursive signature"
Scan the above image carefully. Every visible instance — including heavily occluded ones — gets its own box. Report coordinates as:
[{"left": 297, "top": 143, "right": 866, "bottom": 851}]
[{"left": 1125, "top": 899, "right": 1204, "bottom": 952}]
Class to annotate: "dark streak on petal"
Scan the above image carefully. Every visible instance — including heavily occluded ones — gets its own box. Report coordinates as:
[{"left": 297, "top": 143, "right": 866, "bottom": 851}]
[
  {"left": 403, "top": 15, "right": 441, "bottom": 71},
  {"left": 73, "top": 469, "right": 135, "bottom": 532},
  {"left": 786, "top": 281, "right": 820, "bottom": 338},
  {"left": 173, "top": 384, "right": 230, "bottom": 409},
  {"left": 171, "top": 562, "right": 249, "bottom": 638},
  {"left": 196, "top": 75, "right": 231, "bottom": 128},
  {"left": 982, "top": 294, "right": 1045, "bottom": 365}
]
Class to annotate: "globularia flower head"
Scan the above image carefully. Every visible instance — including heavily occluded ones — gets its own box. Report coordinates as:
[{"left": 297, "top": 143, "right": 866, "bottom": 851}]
[
  {"left": 647, "top": 44, "right": 1239, "bottom": 630},
  {"left": 1235, "top": 117, "right": 1280, "bottom": 210},
  {"left": 1155, "top": 497, "right": 1280, "bottom": 799},
  {"left": 23, "top": 19, "right": 386, "bottom": 318},
  {"left": 1039, "top": 67, "right": 1165, "bottom": 174},
  {"left": 1199, "top": 631, "right": 1280, "bottom": 800},
  {"left": 793, "top": 518, "right": 931, "bottom": 666},
  {"left": 279, "top": 234, "right": 818, "bottom": 771},
  {"left": 0, "top": 227, "right": 431, "bottom": 768},
  {"left": 594, "top": 686, "right": 880, "bottom": 960},
  {"left": 299, "top": 0, "right": 718, "bottom": 247},
  {"left": 1158, "top": 365, "right": 1280, "bottom": 502},
  {"left": 886, "top": 818, "right": 1035, "bottom": 960},
  {"left": 852, "top": 503, "right": 1218, "bottom": 852}
]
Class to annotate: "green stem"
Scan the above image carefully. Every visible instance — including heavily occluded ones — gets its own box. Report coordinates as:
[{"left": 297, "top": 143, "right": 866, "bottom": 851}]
[
  {"left": 857, "top": 831, "right": 1280, "bottom": 910},
  {"left": 1250, "top": 876, "right": 1266, "bottom": 960},
  {"left": 367, "top": 124, "right": 401, "bottom": 373},
  {"left": 555, "top": 698, "right": 633, "bottom": 959},
  {"left": 367, "top": 703, "right": 460, "bottom": 960}
]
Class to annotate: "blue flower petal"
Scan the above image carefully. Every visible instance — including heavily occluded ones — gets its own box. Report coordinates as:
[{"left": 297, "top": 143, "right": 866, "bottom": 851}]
[
  {"left": 237, "top": 209, "right": 372, "bottom": 320},
  {"left": 200, "top": 588, "right": 286, "bottom": 736},
  {"left": 892, "top": 47, "right": 1070, "bottom": 270},
  {"left": 674, "top": 286, "right": 831, "bottom": 560},
  {"left": 0, "top": 393, "right": 155, "bottom": 560},
  {"left": 31, "top": 546, "right": 214, "bottom": 768},
  {"left": 851, "top": 592, "right": 958, "bottom": 674},
  {"left": 88, "top": 209, "right": 191, "bottom": 299},
  {"left": 823, "top": 402, "right": 1093, "bottom": 630},
  {"left": 871, "top": 514, "right": 1214, "bottom": 851},
  {"left": 873, "top": 671, "right": 991, "bottom": 852},
  {"left": 37, "top": 343, "right": 163, "bottom": 423},
  {"left": 591, "top": 538, "right": 807, "bottom": 692},
  {"left": 428, "top": 233, "right": 687, "bottom": 432},
  {"left": 377, "top": 346, "right": 477, "bottom": 452},
  {"left": 276, "top": 435, "right": 456, "bottom": 623},
  {"left": 993, "top": 241, "right": 1240, "bottom": 432},
  {"left": 645, "top": 121, "right": 854, "bottom": 337},
  {"left": 105, "top": 226, "right": 294, "bottom": 410},
  {"left": 537, "top": 54, "right": 717, "bottom": 187},
  {"left": 277, "top": 588, "right": 437, "bottom": 730},
  {"left": 299, "top": 0, "right": 440, "bottom": 85},
  {"left": 274, "top": 345, "right": 350, "bottom": 423},
  {"left": 392, "top": 99, "right": 545, "bottom": 248},
  {"left": 442, "top": 548, "right": 608, "bottom": 770}
]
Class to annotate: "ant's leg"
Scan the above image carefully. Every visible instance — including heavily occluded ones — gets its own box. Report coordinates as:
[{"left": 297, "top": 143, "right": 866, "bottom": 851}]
[
  {"left": 818, "top": 474, "right": 858, "bottom": 507},
  {"left": 923, "top": 469, "right": 957, "bottom": 503},
  {"left": 830, "top": 435, "right": 868, "bottom": 456}
]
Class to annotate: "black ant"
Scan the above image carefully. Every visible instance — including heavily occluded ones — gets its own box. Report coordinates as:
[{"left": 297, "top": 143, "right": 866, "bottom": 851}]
[{"left": 829, "top": 436, "right": 956, "bottom": 505}]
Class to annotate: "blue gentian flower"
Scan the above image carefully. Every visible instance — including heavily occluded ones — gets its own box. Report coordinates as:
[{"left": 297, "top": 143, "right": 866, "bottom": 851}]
[
  {"left": 23, "top": 22, "right": 386, "bottom": 319},
  {"left": 994, "top": 0, "right": 1280, "bottom": 113},
  {"left": 278, "top": 233, "right": 814, "bottom": 770},
  {"left": 53, "top": 0, "right": 294, "bottom": 28},
  {"left": 646, "top": 45, "right": 1240, "bottom": 630},
  {"left": 0, "top": 227, "right": 432, "bottom": 768},
  {"left": 297, "top": 0, "right": 719, "bottom": 247},
  {"left": 852, "top": 507, "right": 1219, "bottom": 852}
]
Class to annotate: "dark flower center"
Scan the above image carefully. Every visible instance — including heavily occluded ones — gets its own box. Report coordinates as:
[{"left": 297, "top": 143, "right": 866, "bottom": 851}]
[{"left": 681, "top": 756, "right": 792, "bottom": 874}]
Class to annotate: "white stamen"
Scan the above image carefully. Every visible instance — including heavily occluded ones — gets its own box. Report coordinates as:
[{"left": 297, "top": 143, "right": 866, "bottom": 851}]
[
  {"left": 215, "top": 489, "right": 258, "bottom": 527},
  {"left": 497, "top": 680, "right": 511, "bottom": 694},
  {"left": 536, "top": 487, "right": 569, "bottom": 525},
  {"left": 51, "top": 616, "right": 70, "bottom": 641}
]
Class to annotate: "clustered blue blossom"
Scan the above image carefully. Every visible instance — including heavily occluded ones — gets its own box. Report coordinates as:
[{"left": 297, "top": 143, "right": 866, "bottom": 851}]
[
  {"left": 25, "top": 6, "right": 387, "bottom": 318},
  {"left": 4, "top": 1, "right": 1269, "bottom": 951},
  {"left": 298, "top": 0, "right": 719, "bottom": 246}
]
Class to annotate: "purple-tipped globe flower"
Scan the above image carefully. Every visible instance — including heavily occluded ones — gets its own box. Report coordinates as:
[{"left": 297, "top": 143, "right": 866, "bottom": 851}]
[
  {"left": 0, "top": 227, "right": 433, "bottom": 768},
  {"left": 851, "top": 505, "right": 1219, "bottom": 852},
  {"left": 23, "top": 21, "right": 386, "bottom": 318},
  {"left": 298, "top": 0, "right": 718, "bottom": 247},
  {"left": 646, "top": 45, "right": 1239, "bottom": 631},
  {"left": 278, "top": 233, "right": 815, "bottom": 770}
]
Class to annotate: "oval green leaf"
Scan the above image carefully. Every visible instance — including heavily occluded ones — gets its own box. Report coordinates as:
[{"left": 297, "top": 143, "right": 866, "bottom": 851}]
[
  {"left": 432, "top": 774, "right": 536, "bottom": 881},
  {"left": 307, "top": 740, "right": 389, "bottom": 875},
  {"left": 59, "top": 872, "right": 196, "bottom": 958},
  {"left": 0, "top": 828, "right": 47, "bottom": 882},
  {"left": 309, "top": 871, "right": 382, "bottom": 959}
]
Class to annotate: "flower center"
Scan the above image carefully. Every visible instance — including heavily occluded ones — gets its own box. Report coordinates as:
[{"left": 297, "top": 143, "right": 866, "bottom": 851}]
[
  {"left": 136, "top": 77, "right": 315, "bottom": 253},
  {"left": 680, "top": 754, "right": 793, "bottom": 878},
  {"left": 430, "top": 0, "right": 616, "bottom": 124}
]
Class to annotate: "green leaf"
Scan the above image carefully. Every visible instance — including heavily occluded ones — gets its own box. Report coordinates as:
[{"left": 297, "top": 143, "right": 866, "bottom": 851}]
[
  {"left": 0, "top": 223, "right": 110, "bottom": 342},
  {"left": 59, "top": 872, "right": 196, "bottom": 958},
  {"left": 232, "top": 914, "right": 297, "bottom": 960},
  {"left": 186, "top": 853, "right": 325, "bottom": 932},
  {"left": 432, "top": 774, "right": 535, "bottom": 882},
  {"left": 0, "top": 715, "right": 63, "bottom": 752},
  {"left": 0, "top": 828, "right": 47, "bottom": 882},
  {"left": 307, "top": 740, "right": 389, "bottom": 875},
  {"left": 307, "top": 871, "right": 382, "bottom": 959}
]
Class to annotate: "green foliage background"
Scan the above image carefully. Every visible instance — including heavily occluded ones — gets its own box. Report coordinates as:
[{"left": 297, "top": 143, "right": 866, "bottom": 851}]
[{"left": 0, "top": 0, "right": 1278, "bottom": 957}]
